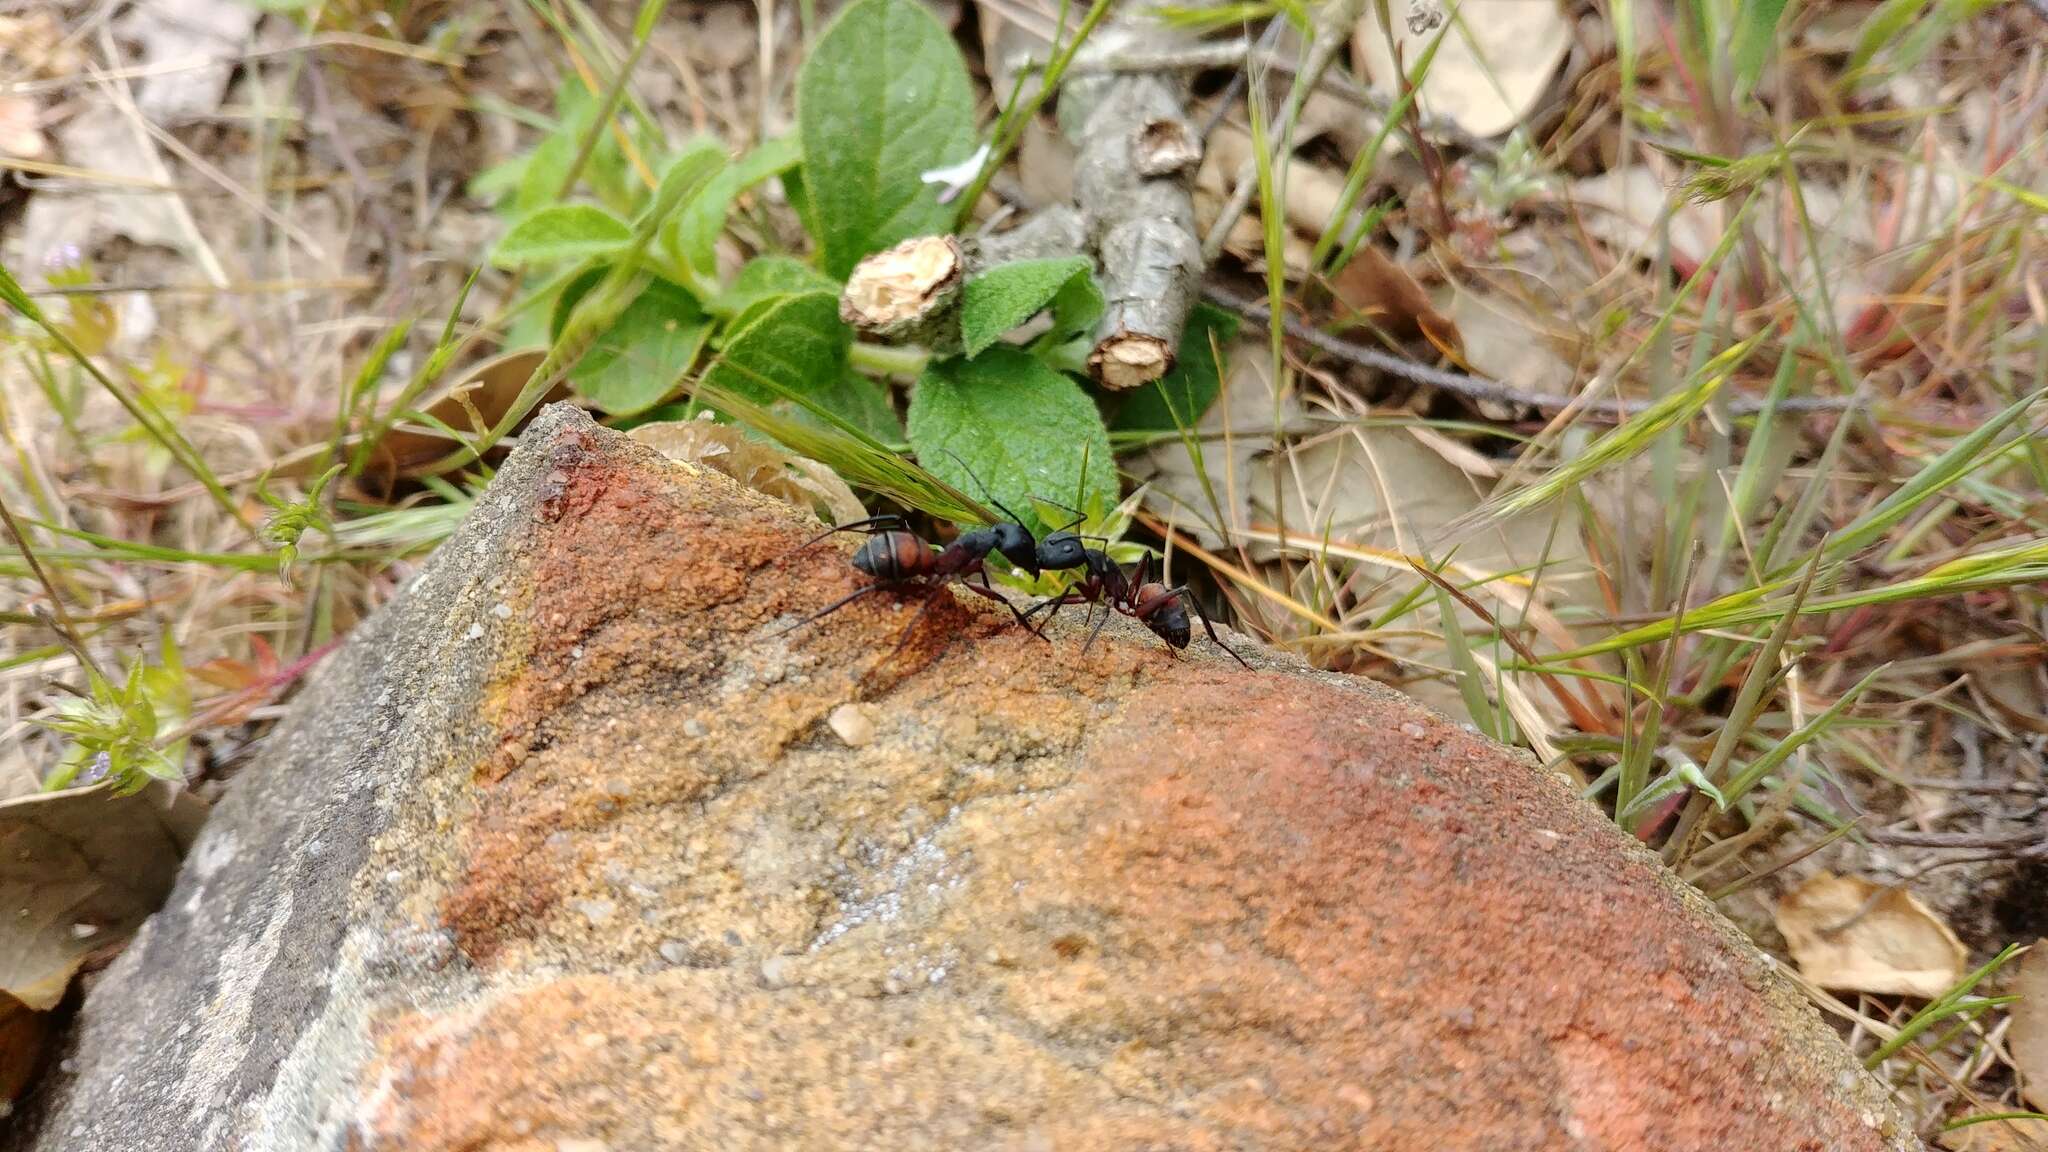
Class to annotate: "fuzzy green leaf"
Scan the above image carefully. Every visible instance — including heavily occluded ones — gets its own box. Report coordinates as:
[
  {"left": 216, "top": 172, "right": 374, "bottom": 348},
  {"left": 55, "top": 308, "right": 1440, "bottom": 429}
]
[
  {"left": 959, "top": 258, "right": 1093, "bottom": 358},
  {"left": 786, "top": 373, "right": 902, "bottom": 442},
  {"left": 709, "top": 256, "right": 840, "bottom": 319},
  {"left": 701, "top": 290, "right": 852, "bottom": 405},
  {"left": 907, "top": 348, "right": 1116, "bottom": 534},
  {"left": 549, "top": 271, "right": 711, "bottom": 415},
  {"left": 643, "top": 140, "right": 729, "bottom": 230},
  {"left": 493, "top": 205, "right": 631, "bottom": 267},
  {"left": 672, "top": 136, "right": 804, "bottom": 283},
  {"left": 797, "top": 0, "right": 977, "bottom": 278},
  {"left": 1044, "top": 267, "right": 1106, "bottom": 344},
  {"left": 1113, "top": 304, "right": 1237, "bottom": 431}
]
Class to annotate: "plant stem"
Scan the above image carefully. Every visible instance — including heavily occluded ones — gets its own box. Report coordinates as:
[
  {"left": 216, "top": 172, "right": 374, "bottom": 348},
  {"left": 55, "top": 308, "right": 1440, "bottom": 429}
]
[{"left": 850, "top": 342, "right": 930, "bottom": 380}]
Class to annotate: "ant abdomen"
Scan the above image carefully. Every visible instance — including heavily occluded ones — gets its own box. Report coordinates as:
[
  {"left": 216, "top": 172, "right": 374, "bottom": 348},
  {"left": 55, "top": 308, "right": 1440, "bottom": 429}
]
[{"left": 853, "top": 532, "right": 936, "bottom": 582}]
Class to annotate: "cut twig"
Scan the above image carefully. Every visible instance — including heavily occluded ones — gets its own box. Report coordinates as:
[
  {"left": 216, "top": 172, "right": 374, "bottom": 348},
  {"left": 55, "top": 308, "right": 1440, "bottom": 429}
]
[
  {"left": 1061, "top": 23, "right": 1206, "bottom": 390},
  {"left": 839, "top": 235, "right": 967, "bottom": 349},
  {"left": 838, "top": 213, "right": 1090, "bottom": 352}
]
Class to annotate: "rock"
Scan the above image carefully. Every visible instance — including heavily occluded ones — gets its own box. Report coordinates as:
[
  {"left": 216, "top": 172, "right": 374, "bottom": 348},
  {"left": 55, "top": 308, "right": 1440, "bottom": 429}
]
[{"left": 5, "top": 405, "right": 1919, "bottom": 1151}]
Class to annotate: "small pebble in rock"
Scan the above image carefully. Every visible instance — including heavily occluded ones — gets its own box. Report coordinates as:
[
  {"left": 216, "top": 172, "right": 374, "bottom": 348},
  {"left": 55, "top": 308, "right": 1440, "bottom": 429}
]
[
  {"left": 491, "top": 602, "right": 512, "bottom": 619},
  {"left": 683, "top": 718, "right": 707, "bottom": 738},
  {"left": 575, "top": 899, "right": 616, "bottom": 925},
  {"left": 760, "top": 955, "right": 793, "bottom": 988},
  {"left": 659, "top": 940, "right": 690, "bottom": 966},
  {"left": 1400, "top": 721, "right": 1427, "bottom": 739},
  {"left": 463, "top": 622, "right": 485, "bottom": 641},
  {"left": 828, "top": 704, "right": 876, "bottom": 747}
]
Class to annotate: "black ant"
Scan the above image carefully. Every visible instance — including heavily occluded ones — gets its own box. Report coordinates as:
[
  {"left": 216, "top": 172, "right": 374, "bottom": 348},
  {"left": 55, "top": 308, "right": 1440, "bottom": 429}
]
[
  {"left": 1021, "top": 545, "right": 1251, "bottom": 669},
  {"left": 764, "top": 453, "right": 1072, "bottom": 644}
]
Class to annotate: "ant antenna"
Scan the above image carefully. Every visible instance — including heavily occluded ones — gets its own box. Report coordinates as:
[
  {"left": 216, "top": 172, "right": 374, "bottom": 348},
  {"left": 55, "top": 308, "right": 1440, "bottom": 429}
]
[
  {"left": 934, "top": 447, "right": 1031, "bottom": 530},
  {"left": 1045, "top": 442, "right": 1111, "bottom": 543}
]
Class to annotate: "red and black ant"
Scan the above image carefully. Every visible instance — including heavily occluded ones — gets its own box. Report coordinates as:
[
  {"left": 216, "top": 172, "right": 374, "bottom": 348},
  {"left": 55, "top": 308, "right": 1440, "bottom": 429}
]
[
  {"left": 1022, "top": 539, "right": 1251, "bottom": 668},
  {"left": 763, "top": 453, "right": 1073, "bottom": 645}
]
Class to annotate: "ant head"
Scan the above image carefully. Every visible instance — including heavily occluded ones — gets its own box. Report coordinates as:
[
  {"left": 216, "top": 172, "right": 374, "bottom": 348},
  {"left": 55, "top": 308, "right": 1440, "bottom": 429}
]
[
  {"left": 989, "top": 522, "right": 1039, "bottom": 576},
  {"left": 1147, "top": 591, "right": 1192, "bottom": 649},
  {"left": 1036, "top": 531, "right": 1089, "bottom": 571}
]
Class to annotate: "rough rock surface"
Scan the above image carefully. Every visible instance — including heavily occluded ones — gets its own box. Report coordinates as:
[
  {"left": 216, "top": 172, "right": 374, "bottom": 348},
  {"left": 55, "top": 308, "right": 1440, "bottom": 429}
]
[{"left": 8, "top": 405, "right": 1918, "bottom": 1151}]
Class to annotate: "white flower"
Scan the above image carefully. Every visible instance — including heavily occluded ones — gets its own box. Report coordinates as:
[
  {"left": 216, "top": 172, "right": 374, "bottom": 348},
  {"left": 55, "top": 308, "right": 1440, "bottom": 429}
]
[{"left": 920, "top": 144, "right": 992, "bottom": 205}]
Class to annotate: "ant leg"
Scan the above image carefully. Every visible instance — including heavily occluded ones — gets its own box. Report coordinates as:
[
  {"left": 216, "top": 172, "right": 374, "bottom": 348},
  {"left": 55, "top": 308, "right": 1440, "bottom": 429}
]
[
  {"left": 882, "top": 583, "right": 949, "bottom": 663},
  {"left": 1019, "top": 591, "right": 1077, "bottom": 635},
  {"left": 1078, "top": 596, "right": 1118, "bottom": 655},
  {"left": 1159, "top": 585, "right": 1253, "bottom": 669},
  {"left": 767, "top": 582, "right": 886, "bottom": 638},
  {"left": 962, "top": 572, "right": 1049, "bottom": 640}
]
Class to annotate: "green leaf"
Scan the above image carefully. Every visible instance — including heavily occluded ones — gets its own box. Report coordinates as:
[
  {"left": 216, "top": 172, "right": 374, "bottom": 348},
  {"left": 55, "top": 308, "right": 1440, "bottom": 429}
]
[
  {"left": 642, "top": 140, "right": 729, "bottom": 231},
  {"left": 959, "top": 257, "right": 1093, "bottom": 358},
  {"left": 797, "top": 0, "right": 976, "bottom": 278},
  {"left": 784, "top": 373, "right": 903, "bottom": 442},
  {"left": 1044, "top": 266, "right": 1106, "bottom": 344},
  {"left": 701, "top": 290, "right": 852, "bottom": 405},
  {"left": 549, "top": 271, "right": 711, "bottom": 415},
  {"left": 906, "top": 348, "right": 1116, "bottom": 534},
  {"left": 1729, "top": 0, "right": 1796, "bottom": 101},
  {"left": 708, "top": 256, "right": 840, "bottom": 319},
  {"left": 1618, "top": 751, "right": 1728, "bottom": 822},
  {"left": 493, "top": 205, "right": 631, "bottom": 267},
  {"left": 1846, "top": 0, "right": 1932, "bottom": 79},
  {"left": 1113, "top": 304, "right": 1238, "bottom": 432},
  {"left": 513, "top": 116, "right": 582, "bottom": 216},
  {"left": 672, "top": 136, "right": 804, "bottom": 283}
]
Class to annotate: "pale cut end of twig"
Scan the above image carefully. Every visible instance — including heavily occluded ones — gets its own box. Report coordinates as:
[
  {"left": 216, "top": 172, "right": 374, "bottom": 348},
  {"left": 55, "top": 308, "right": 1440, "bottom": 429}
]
[
  {"left": 1134, "top": 118, "right": 1201, "bottom": 176},
  {"left": 839, "top": 235, "right": 965, "bottom": 341},
  {"left": 1089, "top": 332, "right": 1175, "bottom": 390}
]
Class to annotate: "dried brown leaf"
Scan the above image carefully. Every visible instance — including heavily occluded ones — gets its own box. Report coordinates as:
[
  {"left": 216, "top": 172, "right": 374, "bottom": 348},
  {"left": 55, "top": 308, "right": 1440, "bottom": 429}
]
[
  {"left": 1351, "top": 0, "right": 1570, "bottom": 138},
  {"left": 0, "top": 13, "right": 84, "bottom": 79},
  {"left": 114, "top": 0, "right": 259, "bottom": 124},
  {"left": 1939, "top": 1116, "right": 2048, "bottom": 1152},
  {"left": 0, "top": 95, "right": 46, "bottom": 160},
  {"left": 1774, "top": 873, "right": 1967, "bottom": 998},
  {"left": 368, "top": 349, "right": 569, "bottom": 481},
  {"left": 1202, "top": 126, "right": 1358, "bottom": 249},
  {"left": 1565, "top": 166, "right": 1721, "bottom": 266},
  {"left": 1446, "top": 286, "right": 1577, "bottom": 419},
  {"left": 1327, "top": 246, "right": 1462, "bottom": 352},
  {"left": 0, "top": 782, "right": 208, "bottom": 1011},
  {"left": 1018, "top": 116, "right": 1076, "bottom": 208},
  {"left": 629, "top": 414, "right": 866, "bottom": 526},
  {"left": 0, "top": 992, "right": 50, "bottom": 1106},
  {"left": 2014, "top": 940, "right": 2048, "bottom": 1112}
]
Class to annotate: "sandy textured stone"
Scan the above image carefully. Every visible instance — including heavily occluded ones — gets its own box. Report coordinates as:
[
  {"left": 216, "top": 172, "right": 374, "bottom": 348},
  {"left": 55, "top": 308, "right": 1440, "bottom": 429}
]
[{"left": 7, "top": 405, "right": 1919, "bottom": 1151}]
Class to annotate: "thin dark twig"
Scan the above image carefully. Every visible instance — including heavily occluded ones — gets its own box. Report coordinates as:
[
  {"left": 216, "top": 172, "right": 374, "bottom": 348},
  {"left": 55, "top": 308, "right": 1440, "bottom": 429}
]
[
  {"left": 1864, "top": 826, "right": 2045, "bottom": 852},
  {"left": 1202, "top": 282, "right": 1868, "bottom": 419}
]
